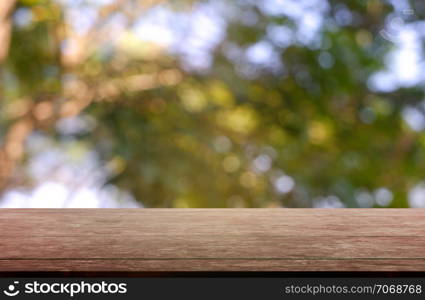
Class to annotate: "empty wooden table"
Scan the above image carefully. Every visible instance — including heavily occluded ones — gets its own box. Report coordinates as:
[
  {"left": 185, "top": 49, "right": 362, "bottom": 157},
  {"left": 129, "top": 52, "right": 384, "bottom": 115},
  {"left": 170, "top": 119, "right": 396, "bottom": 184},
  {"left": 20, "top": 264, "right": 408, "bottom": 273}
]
[{"left": 1, "top": 209, "right": 424, "bottom": 273}]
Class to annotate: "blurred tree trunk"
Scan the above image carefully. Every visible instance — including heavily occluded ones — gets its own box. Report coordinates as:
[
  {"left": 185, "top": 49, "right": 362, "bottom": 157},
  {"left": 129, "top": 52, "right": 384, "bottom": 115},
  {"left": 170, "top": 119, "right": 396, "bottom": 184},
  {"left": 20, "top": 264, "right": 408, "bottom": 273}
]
[
  {"left": 0, "top": 0, "right": 15, "bottom": 64},
  {"left": 0, "top": 0, "right": 16, "bottom": 193}
]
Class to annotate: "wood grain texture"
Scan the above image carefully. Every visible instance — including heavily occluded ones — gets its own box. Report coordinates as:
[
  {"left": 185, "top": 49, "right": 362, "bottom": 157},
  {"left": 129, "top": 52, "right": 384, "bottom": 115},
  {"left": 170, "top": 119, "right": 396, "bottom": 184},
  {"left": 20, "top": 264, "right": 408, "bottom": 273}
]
[{"left": 0, "top": 209, "right": 425, "bottom": 272}]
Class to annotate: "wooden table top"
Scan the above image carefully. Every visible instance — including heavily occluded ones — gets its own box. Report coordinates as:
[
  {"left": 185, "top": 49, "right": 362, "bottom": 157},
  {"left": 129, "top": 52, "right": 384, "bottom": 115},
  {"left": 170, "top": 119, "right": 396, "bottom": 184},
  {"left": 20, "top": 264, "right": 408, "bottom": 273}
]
[{"left": 1, "top": 209, "right": 424, "bottom": 272}]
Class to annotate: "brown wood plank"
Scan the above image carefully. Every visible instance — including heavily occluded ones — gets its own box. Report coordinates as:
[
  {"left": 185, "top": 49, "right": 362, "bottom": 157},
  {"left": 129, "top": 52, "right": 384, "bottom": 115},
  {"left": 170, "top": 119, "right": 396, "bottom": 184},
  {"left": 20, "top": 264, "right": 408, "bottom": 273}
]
[{"left": 0, "top": 209, "right": 424, "bottom": 272}]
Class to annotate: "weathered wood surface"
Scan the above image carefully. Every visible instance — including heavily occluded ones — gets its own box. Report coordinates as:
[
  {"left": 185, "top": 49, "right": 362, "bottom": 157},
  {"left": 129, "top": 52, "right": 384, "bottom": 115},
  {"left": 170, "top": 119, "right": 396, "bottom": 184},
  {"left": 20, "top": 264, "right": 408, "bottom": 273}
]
[{"left": 1, "top": 209, "right": 425, "bottom": 272}]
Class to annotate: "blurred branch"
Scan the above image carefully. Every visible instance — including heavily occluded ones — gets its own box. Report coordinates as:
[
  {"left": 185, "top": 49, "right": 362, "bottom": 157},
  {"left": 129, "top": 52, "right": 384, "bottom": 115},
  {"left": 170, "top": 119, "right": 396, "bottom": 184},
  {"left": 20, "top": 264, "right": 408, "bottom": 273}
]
[
  {"left": 62, "top": 0, "right": 165, "bottom": 68},
  {"left": 0, "top": 0, "right": 172, "bottom": 193}
]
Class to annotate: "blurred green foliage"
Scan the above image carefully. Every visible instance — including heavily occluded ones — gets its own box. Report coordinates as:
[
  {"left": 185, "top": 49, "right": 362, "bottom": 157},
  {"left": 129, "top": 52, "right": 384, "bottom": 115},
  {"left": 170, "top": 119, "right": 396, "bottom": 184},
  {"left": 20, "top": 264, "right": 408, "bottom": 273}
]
[{"left": 1, "top": 0, "right": 425, "bottom": 207}]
